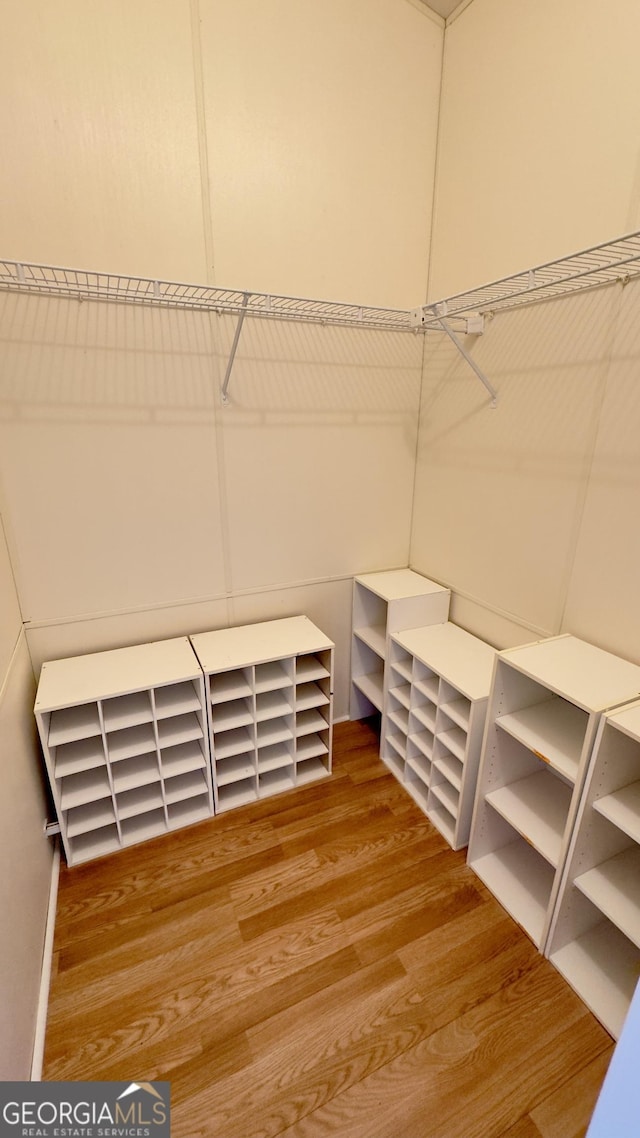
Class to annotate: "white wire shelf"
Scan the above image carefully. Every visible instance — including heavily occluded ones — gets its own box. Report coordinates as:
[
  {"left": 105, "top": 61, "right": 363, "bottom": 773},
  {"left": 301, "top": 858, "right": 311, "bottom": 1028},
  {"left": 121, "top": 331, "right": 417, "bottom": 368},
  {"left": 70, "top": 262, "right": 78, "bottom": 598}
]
[
  {"left": 0, "top": 258, "right": 413, "bottom": 332},
  {"left": 417, "top": 230, "right": 640, "bottom": 330},
  {"left": 3, "top": 230, "right": 640, "bottom": 334}
]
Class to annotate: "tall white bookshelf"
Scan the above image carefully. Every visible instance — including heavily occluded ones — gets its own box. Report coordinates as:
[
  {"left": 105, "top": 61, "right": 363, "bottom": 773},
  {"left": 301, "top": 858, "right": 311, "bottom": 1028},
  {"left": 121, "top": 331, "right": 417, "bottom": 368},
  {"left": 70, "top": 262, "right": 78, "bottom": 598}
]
[
  {"left": 190, "top": 616, "right": 334, "bottom": 813},
  {"left": 381, "top": 622, "right": 495, "bottom": 849},
  {"left": 34, "top": 637, "right": 213, "bottom": 866},
  {"left": 468, "top": 635, "right": 640, "bottom": 953},
  {"left": 547, "top": 699, "right": 640, "bottom": 1038},
  {"left": 350, "top": 569, "right": 450, "bottom": 721}
]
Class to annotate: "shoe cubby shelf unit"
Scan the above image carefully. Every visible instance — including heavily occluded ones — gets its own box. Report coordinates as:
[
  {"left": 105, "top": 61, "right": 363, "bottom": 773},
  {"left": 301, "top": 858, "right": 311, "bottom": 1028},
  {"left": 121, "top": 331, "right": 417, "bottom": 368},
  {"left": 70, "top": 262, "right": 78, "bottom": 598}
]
[
  {"left": 190, "top": 616, "right": 334, "bottom": 814},
  {"left": 468, "top": 635, "right": 640, "bottom": 957},
  {"left": 350, "top": 569, "right": 450, "bottom": 721},
  {"left": 381, "top": 622, "right": 495, "bottom": 850},
  {"left": 548, "top": 699, "right": 640, "bottom": 1039},
  {"left": 34, "top": 637, "right": 213, "bottom": 867}
]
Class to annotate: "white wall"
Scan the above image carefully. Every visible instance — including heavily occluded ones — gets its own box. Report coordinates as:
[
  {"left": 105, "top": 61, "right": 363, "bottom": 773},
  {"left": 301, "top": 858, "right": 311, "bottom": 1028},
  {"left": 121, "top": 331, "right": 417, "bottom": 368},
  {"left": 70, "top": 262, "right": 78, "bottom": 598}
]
[
  {"left": 0, "top": 290, "right": 423, "bottom": 718},
  {"left": 0, "top": 505, "right": 53, "bottom": 1078},
  {"left": 411, "top": 0, "right": 640, "bottom": 660},
  {"left": 0, "top": 0, "right": 443, "bottom": 310},
  {"left": 0, "top": 0, "right": 442, "bottom": 720},
  {"left": 429, "top": 0, "right": 640, "bottom": 300},
  {"left": 0, "top": 0, "right": 441, "bottom": 1079}
]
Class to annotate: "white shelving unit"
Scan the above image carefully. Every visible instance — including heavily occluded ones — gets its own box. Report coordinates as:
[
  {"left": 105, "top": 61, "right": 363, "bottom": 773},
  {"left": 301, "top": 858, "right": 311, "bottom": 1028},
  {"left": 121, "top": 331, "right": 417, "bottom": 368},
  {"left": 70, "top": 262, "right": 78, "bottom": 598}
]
[
  {"left": 34, "top": 637, "right": 213, "bottom": 867},
  {"left": 468, "top": 635, "right": 640, "bottom": 952},
  {"left": 381, "top": 622, "right": 495, "bottom": 849},
  {"left": 190, "top": 616, "right": 333, "bottom": 813},
  {"left": 350, "top": 569, "right": 450, "bottom": 721},
  {"left": 547, "top": 699, "right": 640, "bottom": 1038}
]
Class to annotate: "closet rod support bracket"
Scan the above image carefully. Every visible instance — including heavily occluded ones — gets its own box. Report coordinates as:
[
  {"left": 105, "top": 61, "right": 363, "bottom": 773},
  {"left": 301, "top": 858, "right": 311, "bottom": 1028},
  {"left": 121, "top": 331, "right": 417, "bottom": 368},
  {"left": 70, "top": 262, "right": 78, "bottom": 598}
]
[
  {"left": 434, "top": 310, "right": 497, "bottom": 408},
  {"left": 221, "top": 292, "right": 251, "bottom": 404}
]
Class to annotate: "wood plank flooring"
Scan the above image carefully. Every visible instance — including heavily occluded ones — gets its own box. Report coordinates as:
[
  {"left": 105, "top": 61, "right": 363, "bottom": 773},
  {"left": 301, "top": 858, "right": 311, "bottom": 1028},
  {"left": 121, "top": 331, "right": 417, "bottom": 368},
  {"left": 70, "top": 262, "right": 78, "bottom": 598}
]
[{"left": 43, "top": 719, "right": 614, "bottom": 1137}]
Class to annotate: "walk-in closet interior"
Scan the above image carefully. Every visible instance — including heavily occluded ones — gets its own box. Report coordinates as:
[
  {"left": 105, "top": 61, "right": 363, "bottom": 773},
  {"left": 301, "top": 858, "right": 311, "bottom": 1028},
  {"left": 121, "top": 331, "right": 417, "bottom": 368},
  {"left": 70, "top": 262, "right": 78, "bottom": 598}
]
[{"left": 2, "top": 1, "right": 640, "bottom": 1127}]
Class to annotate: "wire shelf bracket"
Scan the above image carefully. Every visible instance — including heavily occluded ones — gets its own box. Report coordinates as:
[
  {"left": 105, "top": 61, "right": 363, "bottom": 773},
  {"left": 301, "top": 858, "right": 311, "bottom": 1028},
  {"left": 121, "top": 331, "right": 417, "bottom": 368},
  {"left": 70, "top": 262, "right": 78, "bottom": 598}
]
[{"left": 221, "top": 292, "right": 250, "bottom": 404}]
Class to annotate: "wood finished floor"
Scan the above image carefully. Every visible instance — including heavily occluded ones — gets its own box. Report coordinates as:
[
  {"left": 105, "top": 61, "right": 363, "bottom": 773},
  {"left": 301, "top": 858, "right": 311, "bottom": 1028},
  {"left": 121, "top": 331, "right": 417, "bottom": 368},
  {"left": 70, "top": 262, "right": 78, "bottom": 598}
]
[{"left": 44, "top": 719, "right": 614, "bottom": 1138}]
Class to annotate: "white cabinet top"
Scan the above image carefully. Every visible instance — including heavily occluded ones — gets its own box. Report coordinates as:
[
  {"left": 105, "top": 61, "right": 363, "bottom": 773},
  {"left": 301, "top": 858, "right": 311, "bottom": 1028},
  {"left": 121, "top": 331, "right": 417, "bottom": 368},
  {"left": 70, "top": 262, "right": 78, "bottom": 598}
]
[
  {"left": 392, "top": 622, "right": 495, "bottom": 701},
  {"left": 190, "top": 616, "right": 333, "bottom": 673},
  {"left": 500, "top": 635, "right": 640, "bottom": 712},
  {"left": 35, "top": 637, "right": 200, "bottom": 711},
  {"left": 354, "top": 568, "right": 448, "bottom": 602},
  {"left": 601, "top": 698, "right": 640, "bottom": 743}
]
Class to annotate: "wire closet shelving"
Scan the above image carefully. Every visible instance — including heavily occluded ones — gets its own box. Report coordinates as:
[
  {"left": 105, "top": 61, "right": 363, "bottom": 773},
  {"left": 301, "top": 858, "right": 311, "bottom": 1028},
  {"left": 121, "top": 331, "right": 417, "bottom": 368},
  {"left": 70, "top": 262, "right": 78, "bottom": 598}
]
[
  {"left": 2, "top": 231, "right": 640, "bottom": 403},
  {"left": 2, "top": 230, "right": 640, "bottom": 329},
  {"left": 415, "top": 229, "right": 640, "bottom": 330}
]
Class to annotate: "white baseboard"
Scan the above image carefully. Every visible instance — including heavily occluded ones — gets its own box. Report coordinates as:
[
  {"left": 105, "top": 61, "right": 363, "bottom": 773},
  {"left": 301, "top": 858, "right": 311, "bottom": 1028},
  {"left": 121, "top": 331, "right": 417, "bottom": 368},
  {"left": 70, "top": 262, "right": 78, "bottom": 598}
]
[{"left": 31, "top": 841, "right": 60, "bottom": 1081}]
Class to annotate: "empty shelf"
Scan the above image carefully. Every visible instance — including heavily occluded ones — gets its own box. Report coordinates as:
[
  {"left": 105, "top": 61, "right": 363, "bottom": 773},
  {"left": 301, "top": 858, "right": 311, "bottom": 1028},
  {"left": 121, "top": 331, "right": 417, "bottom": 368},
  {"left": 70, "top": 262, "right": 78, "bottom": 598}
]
[
  {"left": 485, "top": 770, "right": 572, "bottom": 866},
  {"left": 496, "top": 698, "right": 586, "bottom": 782},
  {"left": 154, "top": 681, "right": 201, "bottom": 719},
  {"left": 575, "top": 847, "right": 640, "bottom": 948},
  {"left": 594, "top": 782, "right": 640, "bottom": 845},
  {"left": 471, "top": 838, "right": 554, "bottom": 946}
]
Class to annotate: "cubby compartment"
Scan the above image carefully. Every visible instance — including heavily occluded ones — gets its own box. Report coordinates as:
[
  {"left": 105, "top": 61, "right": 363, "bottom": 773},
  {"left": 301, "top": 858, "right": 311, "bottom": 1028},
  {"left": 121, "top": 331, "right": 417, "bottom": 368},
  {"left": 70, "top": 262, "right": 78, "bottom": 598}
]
[
  {"left": 35, "top": 637, "right": 213, "bottom": 866},
  {"left": 102, "top": 691, "right": 153, "bottom": 732},
  {"left": 259, "top": 765, "right": 295, "bottom": 798},
  {"left": 350, "top": 636, "right": 385, "bottom": 716},
  {"left": 470, "top": 634, "right": 640, "bottom": 954},
  {"left": 48, "top": 702, "right": 101, "bottom": 747},
  {"left": 154, "top": 680, "right": 202, "bottom": 719},
  {"left": 381, "top": 622, "right": 495, "bottom": 850},
  {"left": 210, "top": 668, "right": 252, "bottom": 703},
  {"left": 116, "top": 782, "right": 164, "bottom": 820}
]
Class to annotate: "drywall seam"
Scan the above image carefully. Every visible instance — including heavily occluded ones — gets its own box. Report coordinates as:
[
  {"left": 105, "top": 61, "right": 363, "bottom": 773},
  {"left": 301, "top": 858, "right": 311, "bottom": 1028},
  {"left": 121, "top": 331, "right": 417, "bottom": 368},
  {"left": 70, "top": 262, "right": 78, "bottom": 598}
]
[
  {"left": 556, "top": 283, "right": 628, "bottom": 634},
  {"left": 30, "top": 841, "right": 60, "bottom": 1081},
  {"left": 0, "top": 626, "right": 27, "bottom": 705},
  {"left": 189, "top": 0, "right": 216, "bottom": 284},
  {"left": 423, "top": 5, "right": 447, "bottom": 305},
  {"left": 431, "top": 578, "right": 555, "bottom": 640},
  {"left": 21, "top": 569, "right": 379, "bottom": 632}
]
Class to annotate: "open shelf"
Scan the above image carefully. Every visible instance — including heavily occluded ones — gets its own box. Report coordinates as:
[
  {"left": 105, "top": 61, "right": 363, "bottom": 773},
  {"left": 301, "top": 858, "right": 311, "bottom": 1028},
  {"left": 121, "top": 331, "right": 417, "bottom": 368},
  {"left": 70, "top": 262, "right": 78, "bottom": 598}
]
[
  {"left": 485, "top": 770, "right": 571, "bottom": 867},
  {"left": 550, "top": 918, "right": 640, "bottom": 1041},
  {"left": 574, "top": 847, "right": 640, "bottom": 948},
  {"left": 49, "top": 703, "right": 101, "bottom": 747},
  {"left": 595, "top": 783, "right": 640, "bottom": 844},
  {"left": 255, "top": 661, "right": 292, "bottom": 692},
  {"left": 496, "top": 698, "right": 587, "bottom": 782},
  {"left": 210, "top": 669, "right": 253, "bottom": 703},
  {"left": 54, "top": 735, "right": 106, "bottom": 778},
  {"left": 472, "top": 835, "right": 555, "bottom": 946},
  {"left": 102, "top": 691, "right": 153, "bottom": 732},
  {"left": 154, "top": 681, "right": 201, "bottom": 718}
]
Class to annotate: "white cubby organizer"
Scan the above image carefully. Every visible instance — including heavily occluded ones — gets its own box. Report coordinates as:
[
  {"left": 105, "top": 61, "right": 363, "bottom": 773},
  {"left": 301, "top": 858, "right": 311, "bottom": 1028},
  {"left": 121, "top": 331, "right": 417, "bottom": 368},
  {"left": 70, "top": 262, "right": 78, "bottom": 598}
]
[
  {"left": 547, "top": 699, "right": 640, "bottom": 1039},
  {"left": 34, "top": 637, "right": 213, "bottom": 867},
  {"left": 350, "top": 569, "right": 450, "bottom": 721},
  {"left": 381, "top": 622, "right": 495, "bottom": 850},
  {"left": 468, "top": 635, "right": 640, "bottom": 955},
  {"left": 190, "top": 616, "right": 334, "bottom": 813}
]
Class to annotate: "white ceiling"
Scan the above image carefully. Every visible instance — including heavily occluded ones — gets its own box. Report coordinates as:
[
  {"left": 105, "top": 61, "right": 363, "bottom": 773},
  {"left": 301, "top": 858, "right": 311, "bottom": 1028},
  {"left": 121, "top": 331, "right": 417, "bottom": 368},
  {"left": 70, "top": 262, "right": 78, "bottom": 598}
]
[{"left": 421, "top": 0, "right": 465, "bottom": 19}]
